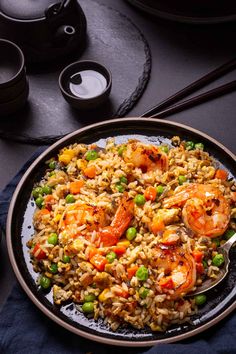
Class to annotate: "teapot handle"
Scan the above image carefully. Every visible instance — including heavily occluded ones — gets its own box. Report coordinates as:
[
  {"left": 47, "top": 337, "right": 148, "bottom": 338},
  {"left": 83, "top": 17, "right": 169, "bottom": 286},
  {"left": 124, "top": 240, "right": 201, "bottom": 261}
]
[{"left": 45, "top": 0, "right": 69, "bottom": 19}]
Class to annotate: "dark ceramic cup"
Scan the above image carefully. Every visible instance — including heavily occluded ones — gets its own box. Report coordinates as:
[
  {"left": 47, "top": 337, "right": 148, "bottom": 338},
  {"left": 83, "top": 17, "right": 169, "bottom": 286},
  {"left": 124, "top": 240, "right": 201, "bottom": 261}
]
[
  {"left": 0, "top": 39, "right": 29, "bottom": 115},
  {"left": 59, "top": 60, "right": 112, "bottom": 110}
]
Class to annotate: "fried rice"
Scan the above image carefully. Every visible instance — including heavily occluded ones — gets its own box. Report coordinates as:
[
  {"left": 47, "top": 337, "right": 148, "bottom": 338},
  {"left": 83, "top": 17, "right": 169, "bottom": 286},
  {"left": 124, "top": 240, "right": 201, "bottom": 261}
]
[{"left": 28, "top": 136, "right": 236, "bottom": 332}]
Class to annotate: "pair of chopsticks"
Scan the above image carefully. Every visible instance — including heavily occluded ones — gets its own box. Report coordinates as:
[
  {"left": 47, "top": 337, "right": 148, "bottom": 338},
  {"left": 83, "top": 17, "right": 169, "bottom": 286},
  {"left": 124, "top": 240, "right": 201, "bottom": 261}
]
[{"left": 141, "top": 58, "right": 236, "bottom": 118}]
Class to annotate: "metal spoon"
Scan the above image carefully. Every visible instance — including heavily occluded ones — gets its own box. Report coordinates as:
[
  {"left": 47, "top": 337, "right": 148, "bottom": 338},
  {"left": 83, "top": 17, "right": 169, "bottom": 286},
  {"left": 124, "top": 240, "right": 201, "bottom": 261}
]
[{"left": 190, "top": 232, "right": 236, "bottom": 296}]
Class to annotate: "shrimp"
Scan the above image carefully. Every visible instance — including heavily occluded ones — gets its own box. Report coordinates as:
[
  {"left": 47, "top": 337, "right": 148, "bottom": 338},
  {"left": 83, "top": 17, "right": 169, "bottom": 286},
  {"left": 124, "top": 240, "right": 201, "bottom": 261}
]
[
  {"left": 98, "top": 194, "right": 134, "bottom": 247},
  {"left": 59, "top": 203, "right": 107, "bottom": 238},
  {"left": 162, "top": 183, "right": 230, "bottom": 238},
  {"left": 153, "top": 243, "right": 196, "bottom": 298},
  {"left": 59, "top": 194, "right": 134, "bottom": 246},
  {"left": 123, "top": 141, "right": 168, "bottom": 174}
]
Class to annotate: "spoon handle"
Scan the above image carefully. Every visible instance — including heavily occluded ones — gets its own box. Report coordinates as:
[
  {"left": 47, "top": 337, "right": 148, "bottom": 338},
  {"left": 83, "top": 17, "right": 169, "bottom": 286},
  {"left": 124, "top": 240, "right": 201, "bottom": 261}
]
[{"left": 221, "top": 232, "right": 236, "bottom": 252}]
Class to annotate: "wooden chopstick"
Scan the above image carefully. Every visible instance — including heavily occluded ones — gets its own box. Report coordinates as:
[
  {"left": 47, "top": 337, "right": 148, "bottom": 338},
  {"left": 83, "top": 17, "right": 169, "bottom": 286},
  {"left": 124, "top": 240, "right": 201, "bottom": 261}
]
[
  {"left": 141, "top": 57, "right": 236, "bottom": 118},
  {"left": 146, "top": 80, "right": 236, "bottom": 119}
]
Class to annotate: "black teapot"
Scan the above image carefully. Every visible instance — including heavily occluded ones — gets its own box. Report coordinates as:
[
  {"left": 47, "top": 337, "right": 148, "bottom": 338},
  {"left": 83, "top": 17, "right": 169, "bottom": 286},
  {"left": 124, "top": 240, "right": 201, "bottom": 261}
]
[{"left": 0, "top": 0, "right": 86, "bottom": 64}]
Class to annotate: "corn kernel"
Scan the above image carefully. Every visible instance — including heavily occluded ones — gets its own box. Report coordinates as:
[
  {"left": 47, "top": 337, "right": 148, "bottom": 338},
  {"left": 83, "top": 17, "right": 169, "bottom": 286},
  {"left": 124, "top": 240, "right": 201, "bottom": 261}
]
[
  {"left": 59, "top": 154, "right": 72, "bottom": 165},
  {"left": 98, "top": 288, "right": 110, "bottom": 302},
  {"left": 76, "top": 159, "right": 87, "bottom": 170},
  {"left": 63, "top": 149, "right": 75, "bottom": 158},
  {"left": 54, "top": 214, "right": 62, "bottom": 222},
  {"left": 150, "top": 323, "right": 163, "bottom": 332},
  {"left": 72, "top": 239, "right": 84, "bottom": 252},
  {"left": 117, "top": 240, "right": 130, "bottom": 248},
  {"left": 45, "top": 272, "right": 53, "bottom": 278}
]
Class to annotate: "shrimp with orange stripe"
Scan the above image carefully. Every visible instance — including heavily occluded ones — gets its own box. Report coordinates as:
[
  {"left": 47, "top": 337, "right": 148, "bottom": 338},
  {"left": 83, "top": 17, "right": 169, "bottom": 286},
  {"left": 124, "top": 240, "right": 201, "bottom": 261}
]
[
  {"left": 123, "top": 141, "right": 168, "bottom": 175},
  {"left": 59, "top": 193, "right": 134, "bottom": 246},
  {"left": 151, "top": 227, "right": 197, "bottom": 298},
  {"left": 162, "top": 183, "right": 230, "bottom": 238}
]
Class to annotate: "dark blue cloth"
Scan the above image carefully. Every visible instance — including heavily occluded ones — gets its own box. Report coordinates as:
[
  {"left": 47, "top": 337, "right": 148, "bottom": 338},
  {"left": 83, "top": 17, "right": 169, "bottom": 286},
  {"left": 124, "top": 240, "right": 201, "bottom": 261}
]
[{"left": 0, "top": 149, "right": 235, "bottom": 354}]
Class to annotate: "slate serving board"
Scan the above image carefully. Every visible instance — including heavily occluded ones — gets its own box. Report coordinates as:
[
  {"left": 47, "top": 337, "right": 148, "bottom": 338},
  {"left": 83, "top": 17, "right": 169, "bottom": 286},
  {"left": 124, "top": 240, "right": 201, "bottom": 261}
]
[{"left": 0, "top": 0, "right": 151, "bottom": 144}]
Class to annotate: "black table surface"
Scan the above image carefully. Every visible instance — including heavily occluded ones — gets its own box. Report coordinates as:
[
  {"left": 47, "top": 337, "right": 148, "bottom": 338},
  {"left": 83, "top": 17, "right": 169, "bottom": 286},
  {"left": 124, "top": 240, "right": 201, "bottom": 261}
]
[{"left": 0, "top": 0, "right": 236, "bottom": 311}]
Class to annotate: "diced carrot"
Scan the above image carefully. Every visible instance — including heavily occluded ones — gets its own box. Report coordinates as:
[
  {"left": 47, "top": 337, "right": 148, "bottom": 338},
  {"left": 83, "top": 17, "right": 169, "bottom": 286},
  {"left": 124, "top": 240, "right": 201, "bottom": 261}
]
[
  {"left": 113, "top": 287, "right": 129, "bottom": 299},
  {"left": 69, "top": 180, "right": 84, "bottom": 194},
  {"left": 99, "top": 226, "right": 119, "bottom": 247},
  {"left": 159, "top": 277, "right": 174, "bottom": 289},
  {"left": 64, "top": 212, "right": 76, "bottom": 225},
  {"left": 196, "top": 262, "right": 204, "bottom": 274},
  {"left": 127, "top": 265, "right": 139, "bottom": 280},
  {"left": 36, "top": 209, "right": 50, "bottom": 217},
  {"left": 90, "top": 254, "right": 108, "bottom": 271},
  {"left": 150, "top": 215, "right": 165, "bottom": 234},
  {"left": 192, "top": 251, "right": 204, "bottom": 263},
  {"left": 32, "top": 243, "right": 47, "bottom": 260},
  {"left": 113, "top": 246, "right": 126, "bottom": 256},
  {"left": 215, "top": 169, "right": 228, "bottom": 181},
  {"left": 83, "top": 165, "right": 96, "bottom": 178},
  {"left": 87, "top": 246, "right": 100, "bottom": 260},
  {"left": 144, "top": 186, "right": 157, "bottom": 202},
  {"left": 44, "top": 195, "right": 55, "bottom": 203}
]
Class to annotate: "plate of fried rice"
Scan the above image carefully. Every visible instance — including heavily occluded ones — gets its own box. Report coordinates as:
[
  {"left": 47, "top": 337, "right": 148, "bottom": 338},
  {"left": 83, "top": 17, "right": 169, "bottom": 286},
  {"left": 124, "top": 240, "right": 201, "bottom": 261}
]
[{"left": 6, "top": 118, "right": 236, "bottom": 346}]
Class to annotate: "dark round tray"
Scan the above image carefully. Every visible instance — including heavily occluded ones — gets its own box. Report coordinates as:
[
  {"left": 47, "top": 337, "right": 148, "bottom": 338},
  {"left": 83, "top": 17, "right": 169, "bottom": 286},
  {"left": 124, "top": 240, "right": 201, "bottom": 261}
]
[{"left": 126, "top": 0, "right": 236, "bottom": 24}]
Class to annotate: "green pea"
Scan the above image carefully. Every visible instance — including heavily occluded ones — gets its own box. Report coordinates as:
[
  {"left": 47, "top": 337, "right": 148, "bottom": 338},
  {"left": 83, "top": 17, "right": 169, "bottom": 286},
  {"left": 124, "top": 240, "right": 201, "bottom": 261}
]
[
  {"left": 224, "top": 229, "right": 235, "bottom": 240},
  {"left": 85, "top": 150, "right": 98, "bottom": 161},
  {"left": 66, "top": 194, "right": 75, "bottom": 203},
  {"left": 42, "top": 185, "right": 52, "bottom": 195},
  {"left": 63, "top": 255, "right": 70, "bottom": 263},
  {"left": 126, "top": 227, "right": 137, "bottom": 241},
  {"left": 202, "top": 260, "right": 208, "bottom": 268},
  {"left": 212, "top": 253, "right": 224, "bottom": 267},
  {"left": 106, "top": 251, "right": 117, "bottom": 263},
  {"left": 139, "top": 287, "right": 149, "bottom": 299},
  {"left": 212, "top": 238, "right": 220, "bottom": 247},
  {"left": 35, "top": 196, "right": 44, "bottom": 208},
  {"left": 49, "top": 171, "right": 56, "bottom": 177},
  {"left": 82, "top": 302, "right": 94, "bottom": 313},
  {"left": 47, "top": 233, "right": 58, "bottom": 245},
  {"left": 136, "top": 265, "right": 148, "bottom": 281},
  {"left": 160, "top": 145, "right": 169, "bottom": 154},
  {"left": 185, "top": 141, "right": 195, "bottom": 150},
  {"left": 40, "top": 276, "right": 51, "bottom": 289},
  {"left": 116, "top": 184, "right": 125, "bottom": 193},
  {"left": 49, "top": 160, "right": 56, "bottom": 169},
  {"left": 32, "top": 187, "right": 43, "bottom": 199},
  {"left": 120, "top": 176, "right": 128, "bottom": 184},
  {"left": 195, "top": 143, "right": 204, "bottom": 150},
  {"left": 156, "top": 185, "right": 164, "bottom": 195},
  {"left": 195, "top": 294, "right": 207, "bottom": 306},
  {"left": 49, "top": 263, "right": 58, "bottom": 274},
  {"left": 134, "top": 194, "right": 146, "bottom": 206},
  {"left": 178, "top": 175, "right": 187, "bottom": 185},
  {"left": 118, "top": 145, "right": 126, "bottom": 156},
  {"left": 84, "top": 294, "right": 96, "bottom": 302}
]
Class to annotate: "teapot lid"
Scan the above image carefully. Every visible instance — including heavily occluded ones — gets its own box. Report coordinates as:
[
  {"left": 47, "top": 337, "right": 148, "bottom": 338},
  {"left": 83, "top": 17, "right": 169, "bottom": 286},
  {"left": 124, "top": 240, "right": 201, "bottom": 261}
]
[{"left": 0, "top": 0, "right": 58, "bottom": 20}]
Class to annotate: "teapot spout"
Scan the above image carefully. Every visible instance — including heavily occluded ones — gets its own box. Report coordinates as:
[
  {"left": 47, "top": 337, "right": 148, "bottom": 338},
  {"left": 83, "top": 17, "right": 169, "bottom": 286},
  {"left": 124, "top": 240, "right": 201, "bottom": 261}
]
[{"left": 54, "top": 25, "right": 76, "bottom": 47}]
